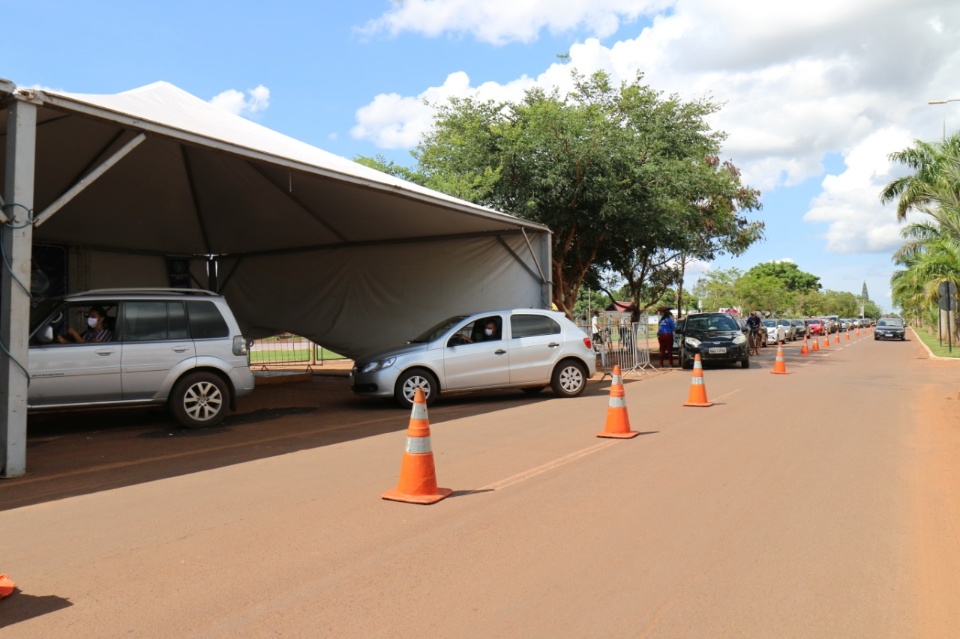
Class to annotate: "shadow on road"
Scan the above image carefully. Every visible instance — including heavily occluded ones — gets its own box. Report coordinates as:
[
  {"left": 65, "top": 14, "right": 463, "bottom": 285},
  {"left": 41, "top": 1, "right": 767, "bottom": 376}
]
[{"left": 1, "top": 375, "right": 611, "bottom": 511}]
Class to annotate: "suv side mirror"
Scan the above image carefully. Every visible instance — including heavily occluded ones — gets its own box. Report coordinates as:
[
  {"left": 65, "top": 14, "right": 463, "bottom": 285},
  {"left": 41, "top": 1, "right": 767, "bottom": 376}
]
[{"left": 38, "top": 325, "right": 55, "bottom": 344}]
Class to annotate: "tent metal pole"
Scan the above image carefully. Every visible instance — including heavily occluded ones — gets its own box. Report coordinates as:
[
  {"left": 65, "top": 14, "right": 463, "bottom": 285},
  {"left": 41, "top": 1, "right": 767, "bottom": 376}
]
[
  {"left": 33, "top": 132, "right": 146, "bottom": 227},
  {"left": 1, "top": 99, "right": 36, "bottom": 477}
]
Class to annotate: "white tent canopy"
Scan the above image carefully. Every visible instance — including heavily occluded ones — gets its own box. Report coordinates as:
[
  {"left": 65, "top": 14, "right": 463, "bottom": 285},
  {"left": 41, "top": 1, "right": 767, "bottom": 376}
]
[
  {"left": 0, "top": 80, "right": 552, "bottom": 357},
  {"left": 0, "top": 79, "right": 552, "bottom": 476}
]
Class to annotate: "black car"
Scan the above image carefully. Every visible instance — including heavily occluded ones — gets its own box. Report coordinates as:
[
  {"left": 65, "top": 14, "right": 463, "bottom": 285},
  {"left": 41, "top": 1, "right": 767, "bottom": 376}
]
[
  {"left": 874, "top": 318, "right": 905, "bottom": 341},
  {"left": 676, "top": 312, "right": 750, "bottom": 369}
]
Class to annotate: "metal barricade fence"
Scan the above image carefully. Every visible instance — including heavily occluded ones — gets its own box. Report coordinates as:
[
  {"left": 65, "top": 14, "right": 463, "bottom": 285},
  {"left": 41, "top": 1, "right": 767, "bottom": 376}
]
[
  {"left": 579, "top": 318, "right": 656, "bottom": 377},
  {"left": 248, "top": 335, "right": 349, "bottom": 370}
]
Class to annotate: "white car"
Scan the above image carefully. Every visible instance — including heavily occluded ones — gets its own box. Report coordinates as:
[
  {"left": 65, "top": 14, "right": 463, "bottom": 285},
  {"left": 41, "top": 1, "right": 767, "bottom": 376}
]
[
  {"left": 775, "top": 318, "right": 797, "bottom": 341},
  {"left": 762, "top": 319, "right": 785, "bottom": 344},
  {"left": 351, "top": 309, "right": 597, "bottom": 408}
]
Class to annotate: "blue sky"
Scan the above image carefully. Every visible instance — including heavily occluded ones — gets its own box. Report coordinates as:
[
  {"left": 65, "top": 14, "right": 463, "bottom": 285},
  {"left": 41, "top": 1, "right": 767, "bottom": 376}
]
[{"left": 7, "top": 1, "right": 960, "bottom": 312}]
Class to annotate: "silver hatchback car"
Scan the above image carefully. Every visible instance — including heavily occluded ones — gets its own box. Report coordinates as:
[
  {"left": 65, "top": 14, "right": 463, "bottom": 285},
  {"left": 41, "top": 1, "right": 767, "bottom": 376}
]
[
  {"left": 28, "top": 288, "right": 255, "bottom": 428},
  {"left": 351, "top": 309, "right": 597, "bottom": 408}
]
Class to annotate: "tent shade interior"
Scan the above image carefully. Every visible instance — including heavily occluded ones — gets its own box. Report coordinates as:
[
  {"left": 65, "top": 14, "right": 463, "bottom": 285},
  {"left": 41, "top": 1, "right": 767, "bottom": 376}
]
[{"left": 0, "top": 80, "right": 552, "bottom": 358}]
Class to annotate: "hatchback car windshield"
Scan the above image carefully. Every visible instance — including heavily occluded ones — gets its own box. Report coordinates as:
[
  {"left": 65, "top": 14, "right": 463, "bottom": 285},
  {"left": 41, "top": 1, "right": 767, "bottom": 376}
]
[
  {"left": 685, "top": 315, "right": 739, "bottom": 332},
  {"left": 877, "top": 319, "right": 903, "bottom": 327},
  {"left": 410, "top": 315, "right": 469, "bottom": 343}
]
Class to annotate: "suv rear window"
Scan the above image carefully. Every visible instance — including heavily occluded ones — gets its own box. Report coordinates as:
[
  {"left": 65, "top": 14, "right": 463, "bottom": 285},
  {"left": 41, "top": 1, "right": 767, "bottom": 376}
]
[
  {"left": 187, "top": 301, "right": 229, "bottom": 339},
  {"left": 123, "top": 301, "right": 190, "bottom": 341}
]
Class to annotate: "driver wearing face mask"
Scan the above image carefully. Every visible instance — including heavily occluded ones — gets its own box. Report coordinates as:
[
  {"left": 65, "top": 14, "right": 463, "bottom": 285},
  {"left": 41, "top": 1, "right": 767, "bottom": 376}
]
[
  {"left": 58, "top": 306, "right": 114, "bottom": 343},
  {"left": 458, "top": 319, "right": 501, "bottom": 344}
]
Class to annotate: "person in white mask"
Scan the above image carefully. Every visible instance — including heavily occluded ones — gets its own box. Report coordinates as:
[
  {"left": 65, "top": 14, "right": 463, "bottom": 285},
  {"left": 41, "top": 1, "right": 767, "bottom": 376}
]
[{"left": 58, "top": 306, "right": 114, "bottom": 343}]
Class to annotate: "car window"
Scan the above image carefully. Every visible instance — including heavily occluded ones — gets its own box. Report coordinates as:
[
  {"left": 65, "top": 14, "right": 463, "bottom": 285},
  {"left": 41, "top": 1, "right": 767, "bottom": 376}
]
[
  {"left": 187, "top": 301, "right": 229, "bottom": 339},
  {"left": 685, "top": 315, "right": 738, "bottom": 331},
  {"left": 511, "top": 314, "right": 561, "bottom": 338},
  {"left": 449, "top": 315, "right": 503, "bottom": 345},
  {"left": 762, "top": 319, "right": 775, "bottom": 327},
  {"left": 122, "top": 301, "right": 190, "bottom": 342}
]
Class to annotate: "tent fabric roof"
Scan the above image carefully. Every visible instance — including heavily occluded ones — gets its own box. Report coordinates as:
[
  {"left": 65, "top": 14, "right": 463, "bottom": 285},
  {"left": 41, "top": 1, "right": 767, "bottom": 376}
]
[
  {"left": 51, "top": 81, "right": 523, "bottom": 222},
  {"left": 0, "top": 80, "right": 548, "bottom": 257}
]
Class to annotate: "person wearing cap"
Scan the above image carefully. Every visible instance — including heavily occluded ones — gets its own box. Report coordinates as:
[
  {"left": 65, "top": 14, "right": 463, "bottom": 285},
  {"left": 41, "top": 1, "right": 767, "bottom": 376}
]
[{"left": 657, "top": 309, "right": 675, "bottom": 367}]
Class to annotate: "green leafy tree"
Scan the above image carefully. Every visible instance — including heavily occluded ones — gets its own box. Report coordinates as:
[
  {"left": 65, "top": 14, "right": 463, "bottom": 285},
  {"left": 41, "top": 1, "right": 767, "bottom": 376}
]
[
  {"left": 691, "top": 268, "right": 743, "bottom": 311},
  {"left": 743, "top": 261, "right": 820, "bottom": 292},
  {"left": 413, "top": 69, "right": 762, "bottom": 316}
]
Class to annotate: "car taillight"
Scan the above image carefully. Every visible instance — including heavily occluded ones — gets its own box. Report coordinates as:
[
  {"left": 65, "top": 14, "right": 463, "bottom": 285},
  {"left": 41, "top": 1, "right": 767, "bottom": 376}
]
[
  {"left": 233, "top": 335, "right": 248, "bottom": 356},
  {"left": 583, "top": 337, "right": 592, "bottom": 350}
]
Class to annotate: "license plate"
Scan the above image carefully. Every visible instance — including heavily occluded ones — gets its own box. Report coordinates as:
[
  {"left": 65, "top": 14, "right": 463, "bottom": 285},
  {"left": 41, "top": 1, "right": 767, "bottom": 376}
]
[{"left": 708, "top": 347, "right": 727, "bottom": 354}]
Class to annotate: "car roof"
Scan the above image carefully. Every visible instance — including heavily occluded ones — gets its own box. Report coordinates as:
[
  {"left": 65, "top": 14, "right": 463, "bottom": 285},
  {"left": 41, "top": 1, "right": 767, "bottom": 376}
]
[{"left": 61, "top": 288, "right": 224, "bottom": 301}]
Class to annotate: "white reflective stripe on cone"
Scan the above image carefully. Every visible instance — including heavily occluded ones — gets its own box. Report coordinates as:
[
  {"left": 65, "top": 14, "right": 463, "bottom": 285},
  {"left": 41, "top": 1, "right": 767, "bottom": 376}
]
[
  {"left": 411, "top": 403, "right": 429, "bottom": 420},
  {"left": 405, "top": 436, "right": 432, "bottom": 454},
  {"left": 691, "top": 378, "right": 704, "bottom": 386},
  {"left": 608, "top": 396, "right": 627, "bottom": 408}
]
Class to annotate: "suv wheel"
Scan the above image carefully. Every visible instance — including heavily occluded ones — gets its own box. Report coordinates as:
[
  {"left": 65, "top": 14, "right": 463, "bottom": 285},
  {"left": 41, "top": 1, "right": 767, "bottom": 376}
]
[
  {"left": 171, "top": 372, "right": 230, "bottom": 428},
  {"left": 551, "top": 360, "right": 588, "bottom": 398}
]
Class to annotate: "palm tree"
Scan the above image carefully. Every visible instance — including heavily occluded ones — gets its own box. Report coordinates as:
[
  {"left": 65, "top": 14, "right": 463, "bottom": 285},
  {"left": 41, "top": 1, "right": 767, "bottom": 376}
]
[
  {"left": 884, "top": 134, "right": 960, "bottom": 336},
  {"left": 881, "top": 133, "right": 960, "bottom": 222}
]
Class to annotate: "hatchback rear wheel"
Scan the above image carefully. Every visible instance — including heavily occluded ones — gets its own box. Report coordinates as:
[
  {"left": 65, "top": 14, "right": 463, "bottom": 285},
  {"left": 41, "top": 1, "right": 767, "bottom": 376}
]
[{"left": 551, "top": 360, "right": 588, "bottom": 398}]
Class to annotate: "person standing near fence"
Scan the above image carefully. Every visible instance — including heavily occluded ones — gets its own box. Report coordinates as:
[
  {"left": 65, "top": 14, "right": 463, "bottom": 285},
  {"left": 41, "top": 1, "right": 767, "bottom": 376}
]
[{"left": 657, "top": 309, "right": 675, "bottom": 368}]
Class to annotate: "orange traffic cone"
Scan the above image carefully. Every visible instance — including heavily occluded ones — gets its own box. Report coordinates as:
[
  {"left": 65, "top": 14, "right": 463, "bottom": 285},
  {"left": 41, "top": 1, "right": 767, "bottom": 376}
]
[
  {"left": 845, "top": 329, "right": 851, "bottom": 340},
  {"left": 822, "top": 335, "right": 830, "bottom": 348},
  {"left": 855, "top": 327, "right": 860, "bottom": 337},
  {"left": 598, "top": 366, "right": 639, "bottom": 438},
  {"left": 800, "top": 337, "right": 809, "bottom": 355},
  {"left": 0, "top": 574, "right": 14, "bottom": 599},
  {"left": 835, "top": 332, "right": 841, "bottom": 344},
  {"left": 381, "top": 388, "right": 452, "bottom": 505},
  {"left": 683, "top": 354, "right": 714, "bottom": 407},
  {"left": 771, "top": 344, "right": 789, "bottom": 374},
  {"left": 811, "top": 336, "right": 820, "bottom": 351}
]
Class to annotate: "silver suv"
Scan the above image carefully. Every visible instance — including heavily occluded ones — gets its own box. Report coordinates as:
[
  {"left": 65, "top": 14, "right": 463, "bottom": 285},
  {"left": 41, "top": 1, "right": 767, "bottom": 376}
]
[
  {"left": 28, "top": 289, "right": 255, "bottom": 428},
  {"left": 351, "top": 309, "right": 597, "bottom": 408}
]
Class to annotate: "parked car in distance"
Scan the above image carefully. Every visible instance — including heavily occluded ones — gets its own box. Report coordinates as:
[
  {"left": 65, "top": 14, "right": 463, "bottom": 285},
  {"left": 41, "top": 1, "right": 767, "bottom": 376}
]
[
  {"left": 351, "top": 309, "right": 597, "bottom": 408},
  {"left": 775, "top": 318, "right": 797, "bottom": 341},
  {"left": 874, "top": 317, "right": 906, "bottom": 341},
  {"left": 675, "top": 312, "right": 750, "bottom": 369},
  {"left": 804, "top": 318, "right": 823, "bottom": 335},
  {"left": 762, "top": 319, "right": 786, "bottom": 344},
  {"left": 29, "top": 288, "right": 255, "bottom": 428},
  {"left": 790, "top": 319, "right": 809, "bottom": 340}
]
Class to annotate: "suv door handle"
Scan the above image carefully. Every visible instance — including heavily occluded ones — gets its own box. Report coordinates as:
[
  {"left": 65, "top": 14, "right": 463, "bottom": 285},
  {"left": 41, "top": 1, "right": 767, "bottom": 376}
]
[
  {"left": 494, "top": 349, "right": 507, "bottom": 355},
  {"left": 172, "top": 346, "right": 190, "bottom": 353},
  {"left": 547, "top": 342, "right": 560, "bottom": 348},
  {"left": 95, "top": 349, "right": 114, "bottom": 356}
]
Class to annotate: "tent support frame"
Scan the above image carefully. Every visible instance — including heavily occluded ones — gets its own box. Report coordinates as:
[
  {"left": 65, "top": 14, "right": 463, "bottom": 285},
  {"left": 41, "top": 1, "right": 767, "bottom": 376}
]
[{"left": 1, "top": 100, "right": 36, "bottom": 477}]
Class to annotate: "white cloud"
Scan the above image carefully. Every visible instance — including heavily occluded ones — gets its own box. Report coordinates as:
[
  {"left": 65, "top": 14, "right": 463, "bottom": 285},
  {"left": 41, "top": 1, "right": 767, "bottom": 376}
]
[
  {"left": 359, "top": 0, "right": 665, "bottom": 45},
  {"left": 353, "top": 0, "right": 960, "bottom": 252},
  {"left": 804, "top": 127, "right": 912, "bottom": 253},
  {"left": 209, "top": 85, "right": 270, "bottom": 118}
]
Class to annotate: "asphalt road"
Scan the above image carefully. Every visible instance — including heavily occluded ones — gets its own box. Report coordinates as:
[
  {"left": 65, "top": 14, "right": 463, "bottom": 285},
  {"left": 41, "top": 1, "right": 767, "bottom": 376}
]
[{"left": 1, "top": 331, "right": 958, "bottom": 637}]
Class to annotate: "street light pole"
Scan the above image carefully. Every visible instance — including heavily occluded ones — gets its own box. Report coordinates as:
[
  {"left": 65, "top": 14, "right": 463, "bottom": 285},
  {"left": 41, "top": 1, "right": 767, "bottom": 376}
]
[{"left": 929, "top": 99, "right": 960, "bottom": 138}]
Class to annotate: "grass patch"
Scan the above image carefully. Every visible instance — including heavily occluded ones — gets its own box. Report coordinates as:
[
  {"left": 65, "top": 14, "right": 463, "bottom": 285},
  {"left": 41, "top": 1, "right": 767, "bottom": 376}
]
[
  {"left": 910, "top": 326, "right": 960, "bottom": 358},
  {"left": 250, "top": 347, "right": 346, "bottom": 364}
]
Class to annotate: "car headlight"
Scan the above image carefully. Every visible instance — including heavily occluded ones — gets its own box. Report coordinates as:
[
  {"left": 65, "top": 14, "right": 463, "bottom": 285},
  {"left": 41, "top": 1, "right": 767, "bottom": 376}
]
[
  {"left": 733, "top": 334, "right": 747, "bottom": 345},
  {"left": 684, "top": 337, "right": 701, "bottom": 347},
  {"left": 360, "top": 357, "right": 396, "bottom": 374}
]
